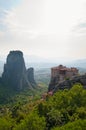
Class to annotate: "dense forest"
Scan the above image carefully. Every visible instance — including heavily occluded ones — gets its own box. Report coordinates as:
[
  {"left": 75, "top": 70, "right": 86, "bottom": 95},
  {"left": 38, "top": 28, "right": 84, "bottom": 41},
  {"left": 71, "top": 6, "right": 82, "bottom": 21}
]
[{"left": 0, "top": 83, "right": 86, "bottom": 130}]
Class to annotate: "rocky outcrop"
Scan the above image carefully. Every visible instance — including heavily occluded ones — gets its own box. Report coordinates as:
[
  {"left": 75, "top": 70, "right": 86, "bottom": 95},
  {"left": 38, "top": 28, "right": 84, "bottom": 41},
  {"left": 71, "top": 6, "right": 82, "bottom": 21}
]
[
  {"left": 48, "top": 76, "right": 59, "bottom": 92},
  {"left": 1, "top": 51, "right": 36, "bottom": 90},
  {"left": 27, "top": 68, "right": 36, "bottom": 88},
  {"left": 48, "top": 65, "right": 79, "bottom": 92},
  {"left": 48, "top": 74, "right": 86, "bottom": 93}
]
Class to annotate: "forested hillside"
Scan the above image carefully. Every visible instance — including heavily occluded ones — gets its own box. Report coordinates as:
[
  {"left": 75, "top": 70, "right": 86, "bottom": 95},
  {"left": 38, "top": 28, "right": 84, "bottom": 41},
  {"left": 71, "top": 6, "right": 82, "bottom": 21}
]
[{"left": 0, "top": 84, "right": 86, "bottom": 130}]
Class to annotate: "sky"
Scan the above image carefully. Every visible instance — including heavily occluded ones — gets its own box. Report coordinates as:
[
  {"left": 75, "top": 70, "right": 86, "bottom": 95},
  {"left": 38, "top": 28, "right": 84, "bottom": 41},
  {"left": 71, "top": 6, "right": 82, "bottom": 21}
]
[{"left": 0, "top": 0, "right": 86, "bottom": 60}]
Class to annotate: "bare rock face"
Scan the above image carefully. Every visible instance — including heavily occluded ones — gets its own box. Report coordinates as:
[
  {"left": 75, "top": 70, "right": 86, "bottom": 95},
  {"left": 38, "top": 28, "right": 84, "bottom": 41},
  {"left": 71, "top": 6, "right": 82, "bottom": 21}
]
[
  {"left": 48, "top": 77, "right": 59, "bottom": 92},
  {"left": 48, "top": 74, "right": 86, "bottom": 93},
  {"left": 2, "top": 51, "right": 36, "bottom": 90},
  {"left": 27, "top": 68, "right": 36, "bottom": 88}
]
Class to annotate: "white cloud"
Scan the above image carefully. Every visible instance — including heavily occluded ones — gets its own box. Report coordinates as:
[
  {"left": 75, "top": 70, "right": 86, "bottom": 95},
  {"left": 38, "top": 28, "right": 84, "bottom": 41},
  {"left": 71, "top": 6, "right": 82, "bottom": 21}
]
[
  {"left": 0, "top": 31, "right": 4, "bottom": 37},
  {"left": 4, "top": 0, "right": 84, "bottom": 35},
  {"left": 0, "top": 0, "right": 86, "bottom": 59},
  {"left": 3, "top": 0, "right": 46, "bottom": 38}
]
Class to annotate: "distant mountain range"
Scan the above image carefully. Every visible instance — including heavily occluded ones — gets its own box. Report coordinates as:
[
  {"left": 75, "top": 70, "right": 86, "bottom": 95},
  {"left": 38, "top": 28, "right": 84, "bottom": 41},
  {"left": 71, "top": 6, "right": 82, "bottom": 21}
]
[
  {"left": 25, "top": 56, "right": 86, "bottom": 70},
  {"left": 72, "top": 59, "right": 86, "bottom": 68},
  {"left": 0, "top": 55, "right": 86, "bottom": 73}
]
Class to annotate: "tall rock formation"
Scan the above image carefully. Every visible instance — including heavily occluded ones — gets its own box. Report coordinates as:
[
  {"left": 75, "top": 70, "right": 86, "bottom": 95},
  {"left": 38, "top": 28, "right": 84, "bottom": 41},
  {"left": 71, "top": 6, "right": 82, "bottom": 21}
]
[
  {"left": 27, "top": 68, "right": 36, "bottom": 88},
  {"left": 2, "top": 51, "right": 36, "bottom": 90}
]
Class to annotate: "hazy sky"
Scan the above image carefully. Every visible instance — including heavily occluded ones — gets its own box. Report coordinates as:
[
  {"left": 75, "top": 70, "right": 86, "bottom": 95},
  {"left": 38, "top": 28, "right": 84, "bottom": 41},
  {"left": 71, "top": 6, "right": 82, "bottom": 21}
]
[{"left": 0, "top": 0, "right": 86, "bottom": 59}]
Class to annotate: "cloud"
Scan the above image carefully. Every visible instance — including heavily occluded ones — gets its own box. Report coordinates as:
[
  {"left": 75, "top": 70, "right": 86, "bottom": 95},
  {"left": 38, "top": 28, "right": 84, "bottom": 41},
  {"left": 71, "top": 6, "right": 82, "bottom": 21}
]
[
  {"left": 2, "top": 0, "right": 86, "bottom": 36},
  {"left": 0, "top": 31, "right": 4, "bottom": 37},
  {"left": 0, "top": 1, "right": 46, "bottom": 42},
  {"left": 0, "top": 8, "right": 8, "bottom": 31},
  {"left": 72, "top": 19, "right": 86, "bottom": 35},
  {"left": 0, "top": 0, "right": 86, "bottom": 59},
  {"left": 0, "top": 0, "right": 21, "bottom": 10}
]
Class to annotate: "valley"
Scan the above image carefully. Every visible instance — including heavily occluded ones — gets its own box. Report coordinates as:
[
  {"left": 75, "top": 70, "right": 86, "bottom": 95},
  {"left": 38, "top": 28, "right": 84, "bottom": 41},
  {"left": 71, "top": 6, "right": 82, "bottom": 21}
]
[{"left": 0, "top": 51, "right": 86, "bottom": 130}]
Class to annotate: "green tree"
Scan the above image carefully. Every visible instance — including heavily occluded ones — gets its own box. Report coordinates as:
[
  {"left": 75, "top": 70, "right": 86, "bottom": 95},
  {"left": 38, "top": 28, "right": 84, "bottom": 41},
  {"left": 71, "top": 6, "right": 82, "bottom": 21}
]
[
  {"left": 52, "top": 119, "right": 86, "bottom": 130},
  {"left": 14, "top": 111, "right": 46, "bottom": 130},
  {"left": 0, "top": 118, "right": 13, "bottom": 130}
]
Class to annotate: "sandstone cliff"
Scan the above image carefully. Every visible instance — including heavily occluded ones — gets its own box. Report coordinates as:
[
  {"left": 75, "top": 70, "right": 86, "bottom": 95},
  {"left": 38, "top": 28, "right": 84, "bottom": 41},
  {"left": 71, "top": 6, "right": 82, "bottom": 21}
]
[{"left": 1, "top": 51, "right": 36, "bottom": 90}]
